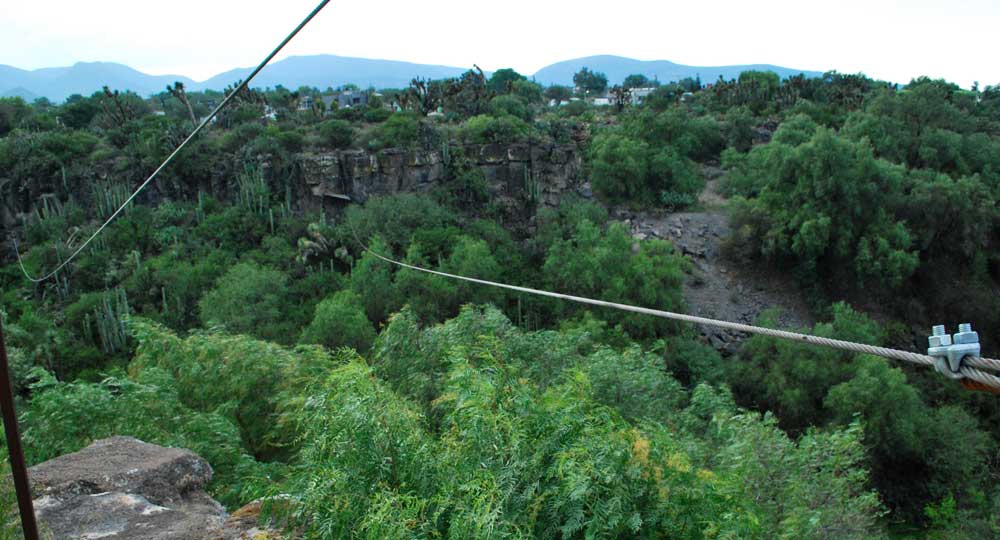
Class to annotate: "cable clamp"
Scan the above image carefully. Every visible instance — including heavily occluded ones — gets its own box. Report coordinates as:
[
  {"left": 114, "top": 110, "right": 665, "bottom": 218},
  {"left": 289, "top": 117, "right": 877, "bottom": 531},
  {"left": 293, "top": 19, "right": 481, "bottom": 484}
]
[{"left": 927, "top": 324, "right": 980, "bottom": 380}]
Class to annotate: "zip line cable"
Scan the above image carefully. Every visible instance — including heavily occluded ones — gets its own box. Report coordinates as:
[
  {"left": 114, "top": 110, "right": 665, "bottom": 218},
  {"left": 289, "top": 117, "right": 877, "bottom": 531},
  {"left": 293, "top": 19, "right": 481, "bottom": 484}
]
[
  {"left": 349, "top": 223, "right": 1000, "bottom": 391},
  {"left": 13, "top": 0, "right": 333, "bottom": 283}
]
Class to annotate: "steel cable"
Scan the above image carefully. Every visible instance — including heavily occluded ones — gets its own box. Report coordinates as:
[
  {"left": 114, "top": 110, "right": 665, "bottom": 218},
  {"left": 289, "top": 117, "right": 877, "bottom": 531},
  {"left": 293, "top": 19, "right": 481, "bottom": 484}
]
[{"left": 350, "top": 224, "right": 1000, "bottom": 390}]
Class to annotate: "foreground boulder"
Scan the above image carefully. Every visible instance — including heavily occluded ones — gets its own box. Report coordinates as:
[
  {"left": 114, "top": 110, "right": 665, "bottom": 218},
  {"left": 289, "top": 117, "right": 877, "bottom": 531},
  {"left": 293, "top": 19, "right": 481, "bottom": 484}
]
[{"left": 29, "top": 436, "right": 226, "bottom": 540}]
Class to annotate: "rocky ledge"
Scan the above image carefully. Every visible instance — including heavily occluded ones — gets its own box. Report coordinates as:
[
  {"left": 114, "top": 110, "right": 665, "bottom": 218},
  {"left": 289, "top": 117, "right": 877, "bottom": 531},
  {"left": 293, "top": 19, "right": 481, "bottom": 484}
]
[{"left": 28, "top": 436, "right": 282, "bottom": 540}]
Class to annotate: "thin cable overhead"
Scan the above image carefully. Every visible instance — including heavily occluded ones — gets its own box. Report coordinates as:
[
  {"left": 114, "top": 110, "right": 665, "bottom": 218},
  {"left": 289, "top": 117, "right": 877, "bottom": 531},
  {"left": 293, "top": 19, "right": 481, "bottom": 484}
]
[
  {"left": 349, "top": 224, "right": 1000, "bottom": 390},
  {"left": 14, "top": 0, "right": 333, "bottom": 283}
]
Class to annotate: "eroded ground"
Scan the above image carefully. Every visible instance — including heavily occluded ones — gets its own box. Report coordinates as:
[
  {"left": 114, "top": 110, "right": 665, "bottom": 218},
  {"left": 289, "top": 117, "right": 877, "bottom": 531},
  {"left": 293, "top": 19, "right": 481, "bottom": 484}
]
[{"left": 613, "top": 165, "right": 814, "bottom": 354}]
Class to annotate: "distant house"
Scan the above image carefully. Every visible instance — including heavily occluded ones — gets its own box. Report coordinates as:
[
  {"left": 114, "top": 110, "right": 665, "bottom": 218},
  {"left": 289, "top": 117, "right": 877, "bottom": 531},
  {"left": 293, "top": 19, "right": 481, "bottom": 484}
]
[
  {"left": 592, "top": 97, "right": 612, "bottom": 106},
  {"left": 629, "top": 87, "right": 657, "bottom": 105},
  {"left": 319, "top": 95, "right": 338, "bottom": 112},
  {"left": 336, "top": 90, "right": 368, "bottom": 108},
  {"left": 262, "top": 105, "right": 278, "bottom": 121},
  {"left": 297, "top": 95, "right": 314, "bottom": 111}
]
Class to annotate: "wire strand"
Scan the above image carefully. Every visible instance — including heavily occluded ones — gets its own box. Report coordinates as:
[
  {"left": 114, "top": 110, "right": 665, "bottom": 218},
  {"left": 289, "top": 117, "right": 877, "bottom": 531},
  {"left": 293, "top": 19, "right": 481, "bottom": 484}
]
[
  {"left": 349, "top": 222, "right": 1000, "bottom": 390},
  {"left": 14, "top": 0, "right": 332, "bottom": 283}
]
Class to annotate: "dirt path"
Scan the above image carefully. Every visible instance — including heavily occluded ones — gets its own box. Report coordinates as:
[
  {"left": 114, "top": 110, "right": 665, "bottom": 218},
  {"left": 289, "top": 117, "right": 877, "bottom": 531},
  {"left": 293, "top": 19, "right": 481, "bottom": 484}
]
[{"left": 614, "top": 165, "right": 814, "bottom": 354}]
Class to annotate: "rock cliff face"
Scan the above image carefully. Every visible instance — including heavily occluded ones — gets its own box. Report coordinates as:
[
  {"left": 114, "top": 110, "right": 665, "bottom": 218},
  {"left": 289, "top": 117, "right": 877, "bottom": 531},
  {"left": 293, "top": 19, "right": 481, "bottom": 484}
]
[
  {"left": 29, "top": 437, "right": 280, "bottom": 540},
  {"left": 296, "top": 142, "right": 586, "bottom": 217},
  {"left": 0, "top": 142, "right": 585, "bottom": 260}
]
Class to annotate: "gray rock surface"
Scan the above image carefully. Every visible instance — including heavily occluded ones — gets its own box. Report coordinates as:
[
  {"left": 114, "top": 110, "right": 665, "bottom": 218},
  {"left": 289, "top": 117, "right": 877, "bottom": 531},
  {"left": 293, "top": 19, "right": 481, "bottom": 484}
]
[
  {"left": 297, "top": 142, "right": 583, "bottom": 224},
  {"left": 29, "top": 436, "right": 226, "bottom": 540},
  {"left": 615, "top": 165, "right": 814, "bottom": 355}
]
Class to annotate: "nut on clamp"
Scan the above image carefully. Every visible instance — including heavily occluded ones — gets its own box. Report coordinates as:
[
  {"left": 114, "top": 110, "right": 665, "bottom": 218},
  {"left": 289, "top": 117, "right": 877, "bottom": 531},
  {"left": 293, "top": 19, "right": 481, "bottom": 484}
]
[{"left": 927, "top": 324, "right": 980, "bottom": 379}]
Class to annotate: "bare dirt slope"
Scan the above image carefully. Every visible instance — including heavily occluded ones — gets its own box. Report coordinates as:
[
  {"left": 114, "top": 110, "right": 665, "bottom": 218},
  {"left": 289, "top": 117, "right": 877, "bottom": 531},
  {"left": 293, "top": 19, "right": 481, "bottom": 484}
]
[{"left": 614, "top": 165, "right": 814, "bottom": 354}]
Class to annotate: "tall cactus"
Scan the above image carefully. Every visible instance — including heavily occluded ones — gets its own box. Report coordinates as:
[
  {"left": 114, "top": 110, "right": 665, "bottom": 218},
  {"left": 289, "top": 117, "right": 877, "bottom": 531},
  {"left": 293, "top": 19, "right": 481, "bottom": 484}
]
[
  {"left": 237, "top": 163, "right": 269, "bottom": 216},
  {"left": 94, "top": 288, "right": 131, "bottom": 354}
]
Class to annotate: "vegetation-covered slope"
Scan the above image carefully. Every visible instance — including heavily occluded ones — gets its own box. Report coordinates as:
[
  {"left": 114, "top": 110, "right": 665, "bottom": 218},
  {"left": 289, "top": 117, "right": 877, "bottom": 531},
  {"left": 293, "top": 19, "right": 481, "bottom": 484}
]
[{"left": 1, "top": 65, "right": 999, "bottom": 538}]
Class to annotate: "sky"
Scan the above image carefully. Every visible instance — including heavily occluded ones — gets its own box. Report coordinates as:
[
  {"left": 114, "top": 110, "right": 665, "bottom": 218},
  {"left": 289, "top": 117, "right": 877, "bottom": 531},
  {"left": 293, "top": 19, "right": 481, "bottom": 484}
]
[{"left": 2, "top": 0, "right": 997, "bottom": 88}]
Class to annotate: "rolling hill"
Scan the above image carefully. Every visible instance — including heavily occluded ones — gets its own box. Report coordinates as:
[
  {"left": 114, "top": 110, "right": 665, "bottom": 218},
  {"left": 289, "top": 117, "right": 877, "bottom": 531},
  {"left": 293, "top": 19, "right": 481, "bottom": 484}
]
[
  {"left": 0, "top": 62, "right": 196, "bottom": 102},
  {"left": 531, "top": 55, "right": 821, "bottom": 86},
  {"left": 191, "top": 55, "right": 474, "bottom": 94},
  {"left": 1, "top": 54, "right": 824, "bottom": 102}
]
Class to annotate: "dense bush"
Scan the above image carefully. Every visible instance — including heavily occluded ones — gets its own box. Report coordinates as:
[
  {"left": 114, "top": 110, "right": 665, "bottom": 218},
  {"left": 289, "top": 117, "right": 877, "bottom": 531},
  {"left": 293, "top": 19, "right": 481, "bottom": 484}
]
[
  {"left": 373, "top": 112, "right": 422, "bottom": 148},
  {"left": 266, "top": 306, "right": 886, "bottom": 539},
  {"left": 727, "top": 127, "right": 918, "bottom": 289},
  {"left": 198, "top": 261, "right": 294, "bottom": 343},
  {"left": 461, "top": 113, "right": 536, "bottom": 143},
  {"left": 317, "top": 119, "right": 354, "bottom": 149},
  {"left": 587, "top": 108, "right": 713, "bottom": 207},
  {"left": 299, "top": 290, "right": 377, "bottom": 352},
  {"left": 542, "top": 215, "right": 685, "bottom": 339}
]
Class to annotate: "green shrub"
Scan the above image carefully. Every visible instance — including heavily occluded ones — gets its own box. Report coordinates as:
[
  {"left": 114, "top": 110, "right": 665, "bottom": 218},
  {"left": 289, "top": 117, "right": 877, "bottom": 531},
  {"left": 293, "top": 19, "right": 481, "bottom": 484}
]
[
  {"left": 364, "top": 107, "right": 392, "bottom": 123},
  {"left": 489, "top": 94, "right": 531, "bottom": 121},
  {"left": 198, "top": 261, "right": 294, "bottom": 342},
  {"left": 317, "top": 119, "right": 354, "bottom": 149},
  {"left": 461, "top": 114, "right": 535, "bottom": 144},
  {"left": 375, "top": 112, "right": 421, "bottom": 148},
  {"left": 542, "top": 217, "right": 685, "bottom": 339},
  {"left": 299, "top": 290, "right": 377, "bottom": 352}
]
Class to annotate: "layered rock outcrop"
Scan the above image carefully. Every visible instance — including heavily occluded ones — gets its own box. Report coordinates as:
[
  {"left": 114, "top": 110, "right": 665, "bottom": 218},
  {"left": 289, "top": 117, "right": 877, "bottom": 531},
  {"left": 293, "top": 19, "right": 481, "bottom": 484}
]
[
  {"left": 29, "top": 437, "right": 280, "bottom": 540},
  {"left": 297, "top": 142, "right": 586, "bottom": 215}
]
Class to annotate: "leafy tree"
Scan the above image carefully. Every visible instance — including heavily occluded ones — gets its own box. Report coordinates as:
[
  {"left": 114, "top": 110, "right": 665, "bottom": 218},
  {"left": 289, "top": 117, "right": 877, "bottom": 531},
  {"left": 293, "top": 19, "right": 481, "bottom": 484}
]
[
  {"left": 391, "top": 243, "right": 457, "bottom": 323},
  {"left": 511, "top": 79, "right": 544, "bottom": 105},
  {"left": 488, "top": 94, "right": 531, "bottom": 121},
  {"left": 622, "top": 73, "right": 650, "bottom": 89},
  {"left": 728, "top": 127, "right": 918, "bottom": 288},
  {"left": 544, "top": 85, "right": 573, "bottom": 103},
  {"left": 0, "top": 97, "right": 31, "bottom": 136},
  {"left": 363, "top": 106, "right": 392, "bottom": 123},
  {"left": 738, "top": 70, "right": 781, "bottom": 94},
  {"left": 342, "top": 194, "right": 453, "bottom": 253},
  {"left": 300, "top": 290, "right": 377, "bottom": 352},
  {"left": 60, "top": 93, "right": 102, "bottom": 129},
  {"left": 724, "top": 105, "right": 755, "bottom": 152},
  {"left": 317, "top": 118, "right": 354, "bottom": 149},
  {"left": 440, "top": 236, "right": 503, "bottom": 309},
  {"left": 588, "top": 131, "right": 649, "bottom": 201},
  {"left": 588, "top": 114, "right": 704, "bottom": 206},
  {"left": 198, "top": 261, "right": 293, "bottom": 343},
  {"left": 488, "top": 68, "right": 527, "bottom": 93},
  {"left": 677, "top": 76, "right": 700, "bottom": 92},
  {"left": 461, "top": 114, "right": 535, "bottom": 144},
  {"left": 826, "top": 360, "right": 990, "bottom": 516},
  {"left": 573, "top": 67, "right": 608, "bottom": 96},
  {"left": 373, "top": 112, "right": 421, "bottom": 148},
  {"left": 349, "top": 237, "right": 401, "bottom": 324},
  {"left": 542, "top": 217, "right": 685, "bottom": 338}
]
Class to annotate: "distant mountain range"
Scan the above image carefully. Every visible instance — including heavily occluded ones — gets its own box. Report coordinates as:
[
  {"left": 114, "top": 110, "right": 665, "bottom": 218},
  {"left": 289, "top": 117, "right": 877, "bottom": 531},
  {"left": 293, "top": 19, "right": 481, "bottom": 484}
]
[
  {"left": 531, "top": 55, "right": 821, "bottom": 86},
  {"left": 0, "top": 54, "right": 823, "bottom": 102}
]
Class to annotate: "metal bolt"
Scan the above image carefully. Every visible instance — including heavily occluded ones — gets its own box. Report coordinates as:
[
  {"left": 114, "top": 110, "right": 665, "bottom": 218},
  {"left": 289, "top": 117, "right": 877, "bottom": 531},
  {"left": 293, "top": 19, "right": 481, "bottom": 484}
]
[
  {"left": 929, "top": 335, "right": 952, "bottom": 348},
  {"left": 932, "top": 325, "right": 947, "bottom": 336},
  {"left": 953, "top": 323, "right": 979, "bottom": 346}
]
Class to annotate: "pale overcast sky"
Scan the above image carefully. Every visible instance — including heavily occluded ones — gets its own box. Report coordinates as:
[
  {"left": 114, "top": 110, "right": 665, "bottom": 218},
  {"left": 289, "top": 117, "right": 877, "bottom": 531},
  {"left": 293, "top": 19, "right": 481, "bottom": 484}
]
[{"left": 2, "top": 0, "right": 996, "bottom": 88}]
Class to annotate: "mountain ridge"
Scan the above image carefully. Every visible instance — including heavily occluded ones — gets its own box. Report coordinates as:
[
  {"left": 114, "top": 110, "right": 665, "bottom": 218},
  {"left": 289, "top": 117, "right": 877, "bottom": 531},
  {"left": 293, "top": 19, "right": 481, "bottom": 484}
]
[
  {"left": 1, "top": 54, "right": 824, "bottom": 102},
  {"left": 531, "top": 54, "right": 820, "bottom": 86}
]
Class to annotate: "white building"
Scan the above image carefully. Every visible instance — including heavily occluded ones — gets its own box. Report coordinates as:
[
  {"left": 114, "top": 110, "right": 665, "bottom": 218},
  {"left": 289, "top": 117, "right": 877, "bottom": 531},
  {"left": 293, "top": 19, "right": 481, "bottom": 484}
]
[{"left": 629, "top": 87, "right": 657, "bottom": 105}]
